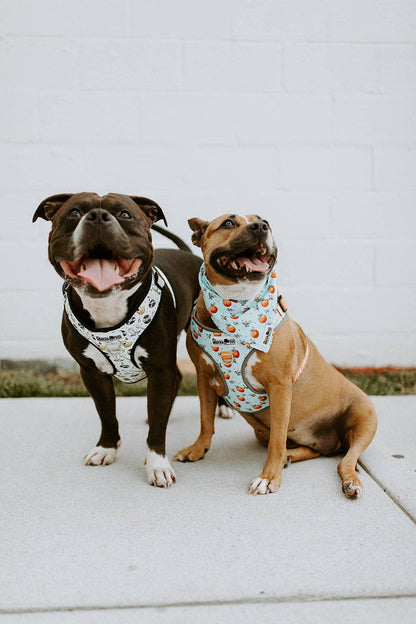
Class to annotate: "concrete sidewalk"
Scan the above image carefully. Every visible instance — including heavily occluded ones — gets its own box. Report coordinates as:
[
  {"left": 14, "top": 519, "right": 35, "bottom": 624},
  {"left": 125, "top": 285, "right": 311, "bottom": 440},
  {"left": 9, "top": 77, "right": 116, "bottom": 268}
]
[{"left": 1, "top": 396, "right": 415, "bottom": 623}]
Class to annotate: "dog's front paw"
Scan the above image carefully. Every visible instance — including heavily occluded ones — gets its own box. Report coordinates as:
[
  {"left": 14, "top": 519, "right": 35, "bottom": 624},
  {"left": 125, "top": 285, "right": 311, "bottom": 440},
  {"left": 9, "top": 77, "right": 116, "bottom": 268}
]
[
  {"left": 249, "top": 474, "right": 281, "bottom": 495},
  {"left": 342, "top": 479, "right": 363, "bottom": 499},
  {"left": 84, "top": 445, "right": 118, "bottom": 466},
  {"left": 174, "top": 442, "right": 208, "bottom": 462},
  {"left": 144, "top": 449, "right": 176, "bottom": 488}
]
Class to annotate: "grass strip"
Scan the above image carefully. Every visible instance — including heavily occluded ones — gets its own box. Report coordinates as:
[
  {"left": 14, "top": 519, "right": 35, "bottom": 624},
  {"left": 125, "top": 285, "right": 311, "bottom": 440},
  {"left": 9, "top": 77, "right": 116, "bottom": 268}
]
[{"left": 0, "top": 367, "right": 415, "bottom": 398}]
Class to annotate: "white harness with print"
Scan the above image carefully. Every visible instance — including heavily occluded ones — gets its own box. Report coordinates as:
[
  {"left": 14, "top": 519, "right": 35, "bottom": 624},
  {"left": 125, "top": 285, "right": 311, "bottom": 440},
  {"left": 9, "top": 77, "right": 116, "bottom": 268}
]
[{"left": 64, "top": 269, "right": 168, "bottom": 383}]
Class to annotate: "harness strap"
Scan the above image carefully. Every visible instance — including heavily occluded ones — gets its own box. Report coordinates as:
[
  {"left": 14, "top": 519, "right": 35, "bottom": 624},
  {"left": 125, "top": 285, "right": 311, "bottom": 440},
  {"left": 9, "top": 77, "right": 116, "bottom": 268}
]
[
  {"left": 154, "top": 266, "right": 176, "bottom": 309},
  {"left": 293, "top": 343, "right": 309, "bottom": 385}
]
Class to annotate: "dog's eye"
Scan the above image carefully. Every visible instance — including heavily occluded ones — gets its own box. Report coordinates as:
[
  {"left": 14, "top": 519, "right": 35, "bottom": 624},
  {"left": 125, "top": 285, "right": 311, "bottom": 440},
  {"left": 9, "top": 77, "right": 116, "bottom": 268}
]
[
  {"left": 119, "top": 210, "right": 131, "bottom": 219},
  {"left": 221, "top": 219, "right": 235, "bottom": 228},
  {"left": 69, "top": 209, "right": 81, "bottom": 218}
]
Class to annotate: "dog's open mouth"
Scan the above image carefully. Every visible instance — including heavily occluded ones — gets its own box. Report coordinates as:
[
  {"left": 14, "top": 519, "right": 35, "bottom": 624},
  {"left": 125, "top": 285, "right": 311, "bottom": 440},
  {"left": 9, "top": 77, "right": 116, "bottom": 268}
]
[
  {"left": 60, "top": 249, "right": 143, "bottom": 292},
  {"left": 212, "top": 244, "right": 274, "bottom": 279}
]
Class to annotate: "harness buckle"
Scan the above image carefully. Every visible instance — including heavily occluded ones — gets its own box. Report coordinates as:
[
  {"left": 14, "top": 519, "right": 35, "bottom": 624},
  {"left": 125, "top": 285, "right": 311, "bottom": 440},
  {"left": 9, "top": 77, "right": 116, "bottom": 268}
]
[{"left": 278, "top": 295, "right": 288, "bottom": 313}]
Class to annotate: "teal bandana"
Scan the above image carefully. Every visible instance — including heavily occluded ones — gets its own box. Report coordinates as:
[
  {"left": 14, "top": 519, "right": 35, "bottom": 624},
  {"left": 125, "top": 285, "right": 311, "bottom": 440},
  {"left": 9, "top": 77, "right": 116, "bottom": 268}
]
[{"left": 198, "top": 264, "right": 282, "bottom": 353}]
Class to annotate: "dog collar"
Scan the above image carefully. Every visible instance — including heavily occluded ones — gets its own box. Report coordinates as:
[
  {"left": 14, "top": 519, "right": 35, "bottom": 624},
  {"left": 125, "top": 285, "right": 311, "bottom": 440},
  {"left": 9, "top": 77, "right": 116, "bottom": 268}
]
[{"left": 198, "top": 264, "right": 286, "bottom": 353}]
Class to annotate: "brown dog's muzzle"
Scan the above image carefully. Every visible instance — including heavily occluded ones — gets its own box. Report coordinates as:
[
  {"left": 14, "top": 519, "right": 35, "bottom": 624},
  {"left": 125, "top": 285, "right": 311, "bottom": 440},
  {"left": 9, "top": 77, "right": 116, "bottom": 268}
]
[{"left": 210, "top": 220, "right": 276, "bottom": 282}]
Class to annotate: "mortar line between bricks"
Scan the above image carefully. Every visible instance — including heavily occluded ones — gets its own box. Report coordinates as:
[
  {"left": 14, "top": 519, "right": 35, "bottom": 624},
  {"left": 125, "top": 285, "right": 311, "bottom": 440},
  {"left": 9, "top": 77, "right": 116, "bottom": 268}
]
[
  {"left": 2, "top": 593, "right": 416, "bottom": 616},
  {"left": 5, "top": 34, "right": 416, "bottom": 44},
  {"left": 358, "top": 460, "right": 416, "bottom": 525}
]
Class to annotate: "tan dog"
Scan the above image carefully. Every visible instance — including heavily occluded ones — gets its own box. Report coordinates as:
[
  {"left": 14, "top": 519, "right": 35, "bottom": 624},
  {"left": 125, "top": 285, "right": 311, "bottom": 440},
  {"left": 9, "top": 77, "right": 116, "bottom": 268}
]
[{"left": 174, "top": 214, "right": 377, "bottom": 497}]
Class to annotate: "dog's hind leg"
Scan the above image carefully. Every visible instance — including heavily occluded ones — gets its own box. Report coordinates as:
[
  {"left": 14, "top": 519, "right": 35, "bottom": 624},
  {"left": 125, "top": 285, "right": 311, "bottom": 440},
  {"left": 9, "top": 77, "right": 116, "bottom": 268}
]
[
  {"left": 337, "top": 394, "right": 377, "bottom": 499},
  {"left": 254, "top": 428, "right": 269, "bottom": 447},
  {"left": 286, "top": 446, "right": 320, "bottom": 463},
  {"left": 254, "top": 430, "right": 320, "bottom": 461}
]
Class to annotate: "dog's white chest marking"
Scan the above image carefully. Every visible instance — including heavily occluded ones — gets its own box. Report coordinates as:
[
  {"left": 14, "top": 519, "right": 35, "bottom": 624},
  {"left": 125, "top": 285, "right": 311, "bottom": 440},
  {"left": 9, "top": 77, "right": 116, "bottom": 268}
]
[
  {"left": 202, "top": 353, "right": 215, "bottom": 369},
  {"left": 244, "top": 352, "right": 265, "bottom": 391},
  {"left": 76, "top": 283, "right": 141, "bottom": 328}
]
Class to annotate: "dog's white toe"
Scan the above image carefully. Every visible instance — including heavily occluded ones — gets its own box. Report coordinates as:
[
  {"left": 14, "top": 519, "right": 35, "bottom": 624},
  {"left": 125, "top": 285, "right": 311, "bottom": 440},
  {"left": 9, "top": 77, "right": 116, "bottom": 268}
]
[
  {"left": 216, "top": 404, "right": 237, "bottom": 419},
  {"left": 249, "top": 477, "right": 277, "bottom": 495},
  {"left": 144, "top": 449, "right": 176, "bottom": 488},
  {"left": 84, "top": 445, "right": 117, "bottom": 466}
]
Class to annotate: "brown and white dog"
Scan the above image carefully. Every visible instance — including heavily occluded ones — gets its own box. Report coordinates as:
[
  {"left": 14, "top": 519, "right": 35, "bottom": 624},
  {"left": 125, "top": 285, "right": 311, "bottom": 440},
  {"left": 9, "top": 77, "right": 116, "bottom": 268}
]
[
  {"left": 33, "top": 193, "right": 202, "bottom": 487},
  {"left": 174, "top": 214, "right": 377, "bottom": 497}
]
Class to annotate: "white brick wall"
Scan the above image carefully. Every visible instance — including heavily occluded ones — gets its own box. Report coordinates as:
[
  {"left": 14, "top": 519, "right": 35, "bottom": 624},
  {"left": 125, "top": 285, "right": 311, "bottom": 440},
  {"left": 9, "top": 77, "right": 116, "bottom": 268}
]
[{"left": 1, "top": 0, "right": 415, "bottom": 367}]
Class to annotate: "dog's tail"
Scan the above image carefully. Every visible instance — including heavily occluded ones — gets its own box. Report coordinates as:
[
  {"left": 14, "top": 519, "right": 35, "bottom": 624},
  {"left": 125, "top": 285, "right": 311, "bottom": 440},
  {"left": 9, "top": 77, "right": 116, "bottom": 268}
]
[{"left": 151, "top": 224, "right": 192, "bottom": 253}]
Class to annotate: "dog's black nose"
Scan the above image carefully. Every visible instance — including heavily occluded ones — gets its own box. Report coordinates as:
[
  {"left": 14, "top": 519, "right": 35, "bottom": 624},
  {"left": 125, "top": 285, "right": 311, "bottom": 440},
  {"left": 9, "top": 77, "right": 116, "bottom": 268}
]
[
  {"left": 86, "top": 209, "right": 112, "bottom": 224},
  {"left": 249, "top": 220, "right": 268, "bottom": 232}
]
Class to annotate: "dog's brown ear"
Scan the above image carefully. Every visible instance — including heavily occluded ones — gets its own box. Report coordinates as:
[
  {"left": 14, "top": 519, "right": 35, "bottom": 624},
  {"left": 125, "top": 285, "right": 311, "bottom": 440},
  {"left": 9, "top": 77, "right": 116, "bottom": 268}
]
[
  {"left": 32, "top": 194, "right": 74, "bottom": 222},
  {"left": 188, "top": 218, "right": 208, "bottom": 248},
  {"left": 129, "top": 196, "right": 168, "bottom": 227}
]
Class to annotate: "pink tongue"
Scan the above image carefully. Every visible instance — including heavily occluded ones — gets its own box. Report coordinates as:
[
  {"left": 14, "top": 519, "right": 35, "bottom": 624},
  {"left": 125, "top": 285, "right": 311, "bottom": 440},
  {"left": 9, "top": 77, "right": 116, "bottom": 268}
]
[
  {"left": 78, "top": 258, "right": 125, "bottom": 291},
  {"left": 237, "top": 256, "right": 269, "bottom": 272}
]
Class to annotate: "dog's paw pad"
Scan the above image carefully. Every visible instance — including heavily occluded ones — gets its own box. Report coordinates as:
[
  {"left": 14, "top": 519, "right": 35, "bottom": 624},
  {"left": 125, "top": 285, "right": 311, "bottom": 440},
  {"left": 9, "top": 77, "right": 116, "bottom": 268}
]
[
  {"left": 84, "top": 446, "right": 117, "bottom": 466},
  {"left": 145, "top": 450, "right": 176, "bottom": 488},
  {"left": 248, "top": 476, "right": 279, "bottom": 496},
  {"left": 216, "top": 404, "right": 237, "bottom": 419},
  {"left": 342, "top": 480, "right": 363, "bottom": 499}
]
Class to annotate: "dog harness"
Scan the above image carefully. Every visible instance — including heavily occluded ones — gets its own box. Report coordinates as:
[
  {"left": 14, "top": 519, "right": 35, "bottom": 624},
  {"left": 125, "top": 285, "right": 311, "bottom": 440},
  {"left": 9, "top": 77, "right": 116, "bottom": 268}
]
[
  {"left": 191, "top": 265, "right": 308, "bottom": 413},
  {"left": 63, "top": 268, "right": 170, "bottom": 383}
]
